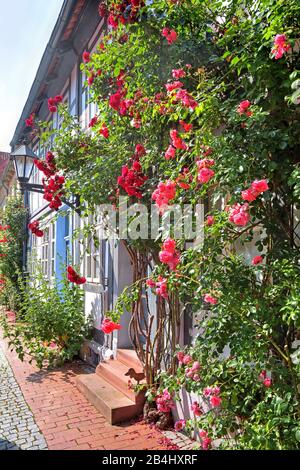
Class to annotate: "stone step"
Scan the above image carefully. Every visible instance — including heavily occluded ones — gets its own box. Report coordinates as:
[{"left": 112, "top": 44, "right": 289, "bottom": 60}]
[
  {"left": 117, "top": 348, "right": 144, "bottom": 371},
  {"left": 76, "top": 373, "right": 144, "bottom": 425},
  {"left": 96, "top": 359, "right": 145, "bottom": 402}
]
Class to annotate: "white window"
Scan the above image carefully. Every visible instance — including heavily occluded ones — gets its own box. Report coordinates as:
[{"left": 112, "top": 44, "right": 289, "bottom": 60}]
[
  {"left": 41, "top": 228, "right": 49, "bottom": 277},
  {"left": 50, "top": 223, "right": 56, "bottom": 277},
  {"left": 80, "top": 70, "right": 88, "bottom": 129},
  {"left": 57, "top": 92, "right": 70, "bottom": 130},
  {"left": 64, "top": 212, "right": 71, "bottom": 265},
  {"left": 39, "top": 222, "right": 56, "bottom": 278},
  {"left": 84, "top": 214, "right": 101, "bottom": 284},
  {"left": 28, "top": 233, "right": 37, "bottom": 275}
]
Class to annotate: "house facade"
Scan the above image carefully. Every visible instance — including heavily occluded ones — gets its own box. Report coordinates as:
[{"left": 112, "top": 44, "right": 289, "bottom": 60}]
[
  {"left": 10, "top": 0, "right": 196, "bottom": 423},
  {"left": 0, "top": 153, "right": 17, "bottom": 210},
  {"left": 10, "top": 0, "right": 135, "bottom": 368}
]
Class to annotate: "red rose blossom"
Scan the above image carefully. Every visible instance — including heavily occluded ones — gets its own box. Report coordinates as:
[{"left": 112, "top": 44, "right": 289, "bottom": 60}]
[
  {"left": 67, "top": 266, "right": 86, "bottom": 285},
  {"left": 82, "top": 50, "right": 91, "bottom": 63},
  {"left": 252, "top": 255, "right": 263, "bottom": 265},
  {"left": 100, "top": 318, "right": 122, "bottom": 334}
]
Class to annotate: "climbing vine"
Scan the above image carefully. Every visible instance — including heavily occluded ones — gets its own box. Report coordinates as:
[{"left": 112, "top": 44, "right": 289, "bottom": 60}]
[{"left": 23, "top": 0, "right": 300, "bottom": 449}]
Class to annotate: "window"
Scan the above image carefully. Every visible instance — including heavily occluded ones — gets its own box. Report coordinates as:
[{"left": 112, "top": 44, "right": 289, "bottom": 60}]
[
  {"left": 41, "top": 228, "right": 49, "bottom": 276},
  {"left": 85, "top": 235, "right": 101, "bottom": 283},
  {"left": 39, "top": 223, "right": 56, "bottom": 278},
  {"left": 57, "top": 92, "right": 70, "bottom": 130},
  {"left": 80, "top": 70, "right": 88, "bottom": 129},
  {"left": 31, "top": 232, "right": 37, "bottom": 251},
  {"left": 50, "top": 223, "right": 56, "bottom": 277},
  {"left": 80, "top": 68, "right": 96, "bottom": 129},
  {"left": 84, "top": 215, "right": 101, "bottom": 284},
  {"left": 64, "top": 212, "right": 71, "bottom": 265},
  {"left": 28, "top": 233, "right": 37, "bottom": 275}
]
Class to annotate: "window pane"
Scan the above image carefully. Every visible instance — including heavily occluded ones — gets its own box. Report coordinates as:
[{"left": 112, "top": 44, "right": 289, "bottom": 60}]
[
  {"left": 86, "top": 250, "right": 91, "bottom": 278},
  {"left": 93, "top": 253, "right": 100, "bottom": 279}
]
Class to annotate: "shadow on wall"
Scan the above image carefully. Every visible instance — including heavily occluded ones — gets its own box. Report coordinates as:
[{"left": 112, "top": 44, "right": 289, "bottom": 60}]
[{"left": 90, "top": 294, "right": 103, "bottom": 330}]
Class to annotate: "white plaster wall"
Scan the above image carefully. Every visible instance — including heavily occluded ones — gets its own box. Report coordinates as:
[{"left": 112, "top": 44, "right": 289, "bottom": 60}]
[
  {"left": 84, "top": 289, "right": 103, "bottom": 327},
  {"left": 114, "top": 241, "right": 134, "bottom": 349}
]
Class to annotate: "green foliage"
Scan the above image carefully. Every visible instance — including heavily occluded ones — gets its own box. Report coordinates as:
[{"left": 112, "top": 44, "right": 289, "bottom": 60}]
[
  {"left": 0, "top": 194, "right": 27, "bottom": 311},
  {"left": 159, "top": 346, "right": 300, "bottom": 449},
  {"left": 34, "top": 0, "right": 300, "bottom": 449},
  {"left": 1, "top": 263, "right": 89, "bottom": 369}
]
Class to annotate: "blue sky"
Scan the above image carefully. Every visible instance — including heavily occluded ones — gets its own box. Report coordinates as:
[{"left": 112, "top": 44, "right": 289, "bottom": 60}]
[{"left": 0, "top": 0, "right": 65, "bottom": 151}]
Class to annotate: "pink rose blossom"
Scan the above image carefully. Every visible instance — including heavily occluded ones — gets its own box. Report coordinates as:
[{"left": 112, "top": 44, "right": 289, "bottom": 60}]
[
  {"left": 146, "top": 279, "right": 156, "bottom": 289},
  {"left": 82, "top": 50, "right": 91, "bottom": 63},
  {"left": 161, "top": 28, "right": 178, "bottom": 45},
  {"left": 179, "top": 120, "right": 193, "bottom": 133},
  {"left": 174, "top": 419, "right": 186, "bottom": 431},
  {"left": 251, "top": 179, "right": 269, "bottom": 193},
  {"left": 156, "top": 389, "right": 174, "bottom": 413},
  {"left": 163, "top": 238, "right": 176, "bottom": 252},
  {"left": 210, "top": 395, "right": 222, "bottom": 408},
  {"left": 206, "top": 216, "right": 215, "bottom": 226},
  {"left": 191, "top": 402, "right": 203, "bottom": 416},
  {"left": 175, "top": 88, "right": 198, "bottom": 109},
  {"left": 165, "top": 81, "right": 184, "bottom": 92},
  {"left": 176, "top": 351, "right": 185, "bottom": 364},
  {"left": 203, "top": 387, "right": 213, "bottom": 397},
  {"left": 172, "top": 68, "right": 186, "bottom": 79},
  {"left": 259, "top": 370, "right": 267, "bottom": 381},
  {"left": 211, "top": 386, "right": 221, "bottom": 396},
  {"left": 263, "top": 377, "right": 272, "bottom": 388},
  {"left": 182, "top": 354, "right": 193, "bottom": 365},
  {"left": 197, "top": 158, "right": 215, "bottom": 169},
  {"left": 228, "top": 203, "right": 250, "bottom": 227},
  {"left": 135, "top": 144, "right": 146, "bottom": 157},
  {"left": 242, "top": 188, "right": 259, "bottom": 202},
  {"left": 199, "top": 429, "right": 212, "bottom": 449},
  {"left": 237, "top": 100, "right": 251, "bottom": 115},
  {"left": 202, "top": 437, "right": 212, "bottom": 450},
  {"left": 198, "top": 168, "right": 215, "bottom": 184},
  {"left": 165, "top": 145, "right": 176, "bottom": 160},
  {"left": 191, "top": 361, "right": 201, "bottom": 372},
  {"left": 170, "top": 129, "right": 187, "bottom": 150},
  {"left": 152, "top": 180, "right": 176, "bottom": 213},
  {"left": 159, "top": 238, "right": 180, "bottom": 271},
  {"left": 186, "top": 369, "right": 194, "bottom": 379},
  {"left": 271, "top": 34, "right": 291, "bottom": 59},
  {"left": 203, "top": 294, "right": 218, "bottom": 305},
  {"left": 156, "top": 277, "right": 169, "bottom": 299}
]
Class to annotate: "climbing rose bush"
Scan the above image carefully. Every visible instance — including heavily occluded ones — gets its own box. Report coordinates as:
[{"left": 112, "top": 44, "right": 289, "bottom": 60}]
[{"left": 28, "top": 0, "right": 300, "bottom": 449}]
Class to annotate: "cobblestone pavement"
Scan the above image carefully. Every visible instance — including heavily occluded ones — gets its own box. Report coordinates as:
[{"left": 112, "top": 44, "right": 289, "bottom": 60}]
[
  {"left": 0, "top": 346, "right": 48, "bottom": 450},
  {"left": 0, "top": 335, "right": 170, "bottom": 450},
  {"left": 0, "top": 332, "right": 195, "bottom": 451}
]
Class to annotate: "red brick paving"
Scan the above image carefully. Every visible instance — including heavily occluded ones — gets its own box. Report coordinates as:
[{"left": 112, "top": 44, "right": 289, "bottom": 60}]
[{"left": 0, "top": 335, "right": 168, "bottom": 451}]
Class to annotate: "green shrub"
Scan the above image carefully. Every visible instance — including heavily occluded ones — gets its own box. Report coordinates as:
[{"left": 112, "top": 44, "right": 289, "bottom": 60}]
[
  {"left": 1, "top": 263, "right": 89, "bottom": 368},
  {"left": 0, "top": 194, "right": 27, "bottom": 312}
]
